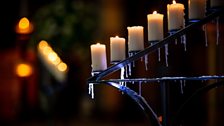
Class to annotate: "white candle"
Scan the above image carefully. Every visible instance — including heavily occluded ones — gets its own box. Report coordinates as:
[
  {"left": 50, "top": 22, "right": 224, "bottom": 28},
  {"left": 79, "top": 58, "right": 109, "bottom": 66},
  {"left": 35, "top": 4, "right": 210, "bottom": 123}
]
[
  {"left": 188, "top": 0, "right": 206, "bottom": 20},
  {"left": 147, "top": 11, "right": 164, "bottom": 42},
  {"left": 110, "top": 36, "right": 126, "bottom": 62},
  {"left": 211, "top": 0, "right": 224, "bottom": 8},
  {"left": 127, "top": 26, "right": 144, "bottom": 52},
  {"left": 167, "top": 0, "right": 185, "bottom": 31},
  {"left": 90, "top": 43, "right": 107, "bottom": 72}
]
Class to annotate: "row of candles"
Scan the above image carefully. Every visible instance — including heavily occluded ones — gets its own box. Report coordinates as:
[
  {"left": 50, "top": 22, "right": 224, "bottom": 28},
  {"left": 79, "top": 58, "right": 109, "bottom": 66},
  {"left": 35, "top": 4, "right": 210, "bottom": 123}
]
[{"left": 90, "top": 0, "right": 224, "bottom": 72}]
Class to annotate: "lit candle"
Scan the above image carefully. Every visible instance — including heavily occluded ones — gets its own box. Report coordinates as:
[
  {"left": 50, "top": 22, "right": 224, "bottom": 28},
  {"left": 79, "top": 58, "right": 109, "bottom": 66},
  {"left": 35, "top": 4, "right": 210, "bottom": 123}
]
[
  {"left": 188, "top": 0, "right": 206, "bottom": 20},
  {"left": 147, "top": 11, "right": 164, "bottom": 42},
  {"left": 90, "top": 43, "right": 107, "bottom": 72},
  {"left": 16, "top": 17, "right": 33, "bottom": 34},
  {"left": 110, "top": 36, "right": 126, "bottom": 62},
  {"left": 210, "top": 0, "right": 224, "bottom": 8},
  {"left": 167, "top": 0, "right": 185, "bottom": 31},
  {"left": 127, "top": 26, "right": 144, "bottom": 52}
]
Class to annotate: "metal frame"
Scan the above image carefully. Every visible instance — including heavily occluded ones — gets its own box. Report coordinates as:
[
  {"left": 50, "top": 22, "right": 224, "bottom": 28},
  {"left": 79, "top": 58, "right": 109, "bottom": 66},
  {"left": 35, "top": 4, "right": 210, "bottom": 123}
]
[{"left": 87, "top": 8, "right": 224, "bottom": 126}]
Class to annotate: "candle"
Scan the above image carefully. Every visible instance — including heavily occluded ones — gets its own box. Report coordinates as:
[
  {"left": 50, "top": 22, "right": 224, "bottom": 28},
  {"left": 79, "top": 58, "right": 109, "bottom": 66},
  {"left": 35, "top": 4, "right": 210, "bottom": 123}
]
[
  {"left": 188, "top": 0, "right": 206, "bottom": 20},
  {"left": 16, "top": 17, "right": 33, "bottom": 34},
  {"left": 127, "top": 26, "right": 144, "bottom": 52},
  {"left": 90, "top": 43, "right": 107, "bottom": 72},
  {"left": 110, "top": 36, "right": 126, "bottom": 62},
  {"left": 167, "top": 0, "right": 185, "bottom": 31},
  {"left": 147, "top": 11, "right": 164, "bottom": 42},
  {"left": 210, "top": 0, "right": 224, "bottom": 8}
]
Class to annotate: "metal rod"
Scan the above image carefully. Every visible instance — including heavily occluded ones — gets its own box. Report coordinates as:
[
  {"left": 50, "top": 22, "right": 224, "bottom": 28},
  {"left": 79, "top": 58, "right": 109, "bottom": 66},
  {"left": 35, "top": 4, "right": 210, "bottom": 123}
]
[
  {"left": 88, "top": 9, "right": 223, "bottom": 82},
  {"left": 88, "top": 75, "right": 224, "bottom": 83},
  {"left": 106, "top": 82, "right": 162, "bottom": 126},
  {"left": 160, "top": 81, "right": 169, "bottom": 126}
]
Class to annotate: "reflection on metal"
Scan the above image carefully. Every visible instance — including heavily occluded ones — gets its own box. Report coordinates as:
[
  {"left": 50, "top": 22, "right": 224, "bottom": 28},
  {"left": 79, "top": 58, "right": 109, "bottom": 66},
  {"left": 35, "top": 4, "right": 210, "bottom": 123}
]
[
  {"left": 176, "top": 80, "right": 224, "bottom": 125},
  {"left": 88, "top": 8, "right": 224, "bottom": 126},
  {"left": 107, "top": 82, "right": 162, "bottom": 126},
  {"left": 88, "top": 9, "right": 223, "bottom": 82}
]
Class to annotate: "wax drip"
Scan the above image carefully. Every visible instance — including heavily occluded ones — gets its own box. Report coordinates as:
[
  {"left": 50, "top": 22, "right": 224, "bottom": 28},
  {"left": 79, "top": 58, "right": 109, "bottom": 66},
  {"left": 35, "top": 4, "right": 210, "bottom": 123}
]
[
  {"left": 120, "top": 67, "right": 125, "bottom": 86},
  {"left": 175, "top": 39, "right": 178, "bottom": 45},
  {"left": 128, "top": 63, "right": 132, "bottom": 76},
  {"left": 139, "top": 81, "right": 142, "bottom": 96},
  {"left": 203, "top": 25, "right": 208, "bottom": 47},
  {"left": 89, "top": 83, "right": 94, "bottom": 99},
  {"left": 165, "top": 44, "right": 169, "bottom": 67},
  {"left": 144, "top": 54, "right": 149, "bottom": 71},
  {"left": 181, "top": 35, "right": 187, "bottom": 51},
  {"left": 158, "top": 48, "right": 161, "bottom": 62},
  {"left": 216, "top": 17, "right": 220, "bottom": 45}
]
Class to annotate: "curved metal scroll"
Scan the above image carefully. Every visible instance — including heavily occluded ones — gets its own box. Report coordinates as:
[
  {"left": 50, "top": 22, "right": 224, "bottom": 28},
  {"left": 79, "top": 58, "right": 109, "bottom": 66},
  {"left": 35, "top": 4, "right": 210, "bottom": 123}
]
[
  {"left": 175, "top": 80, "right": 224, "bottom": 125},
  {"left": 105, "top": 82, "right": 162, "bottom": 126}
]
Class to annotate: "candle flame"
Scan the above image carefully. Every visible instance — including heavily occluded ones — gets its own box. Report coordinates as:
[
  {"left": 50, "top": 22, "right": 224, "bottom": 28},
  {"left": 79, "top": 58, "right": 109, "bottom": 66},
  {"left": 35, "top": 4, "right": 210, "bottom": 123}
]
[
  {"left": 153, "top": 11, "right": 157, "bottom": 14},
  {"left": 19, "top": 17, "right": 30, "bottom": 29},
  {"left": 96, "top": 43, "right": 100, "bottom": 45},
  {"left": 172, "top": 0, "right": 176, "bottom": 4},
  {"left": 16, "top": 17, "right": 33, "bottom": 34},
  {"left": 115, "top": 36, "right": 119, "bottom": 38}
]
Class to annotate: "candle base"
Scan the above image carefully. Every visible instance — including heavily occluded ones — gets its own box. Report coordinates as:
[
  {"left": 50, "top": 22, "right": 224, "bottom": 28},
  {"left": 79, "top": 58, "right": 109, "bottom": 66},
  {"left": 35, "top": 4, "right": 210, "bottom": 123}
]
[
  {"left": 91, "top": 71, "right": 102, "bottom": 76},
  {"left": 128, "top": 50, "right": 141, "bottom": 57},
  {"left": 111, "top": 61, "right": 121, "bottom": 64},
  {"left": 188, "top": 19, "right": 201, "bottom": 23},
  {"left": 169, "top": 29, "right": 180, "bottom": 35},
  {"left": 148, "top": 40, "right": 160, "bottom": 46}
]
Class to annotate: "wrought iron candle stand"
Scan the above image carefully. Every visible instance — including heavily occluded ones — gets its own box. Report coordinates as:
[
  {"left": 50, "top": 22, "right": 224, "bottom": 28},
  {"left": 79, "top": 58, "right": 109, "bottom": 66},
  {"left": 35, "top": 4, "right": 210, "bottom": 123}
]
[{"left": 88, "top": 8, "right": 224, "bottom": 126}]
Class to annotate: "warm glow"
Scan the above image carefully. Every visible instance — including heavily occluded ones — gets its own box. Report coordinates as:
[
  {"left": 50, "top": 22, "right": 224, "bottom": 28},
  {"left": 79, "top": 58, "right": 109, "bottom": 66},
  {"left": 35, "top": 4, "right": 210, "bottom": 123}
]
[
  {"left": 96, "top": 43, "right": 100, "bottom": 45},
  {"left": 158, "top": 116, "right": 163, "bottom": 123},
  {"left": 16, "top": 17, "right": 33, "bottom": 34},
  {"left": 48, "top": 52, "right": 58, "bottom": 62},
  {"left": 52, "top": 57, "right": 61, "bottom": 65},
  {"left": 58, "top": 62, "right": 67, "bottom": 72},
  {"left": 16, "top": 63, "right": 33, "bottom": 77},
  {"left": 19, "top": 17, "right": 30, "bottom": 29},
  {"left": 43, "top": 46, "right": 53, "bottom": 55},
  {"left": 38, "top": 40, "right": 48, "bottom": 49},
  {"left": 173, "top": 0, "right": 176, "bottom": 4},
  {"left": 115, "top": 36, "right": 119, "bottom": 38},
  {"left": 153, "top": 11, "right": 157, "bottom": 14}
]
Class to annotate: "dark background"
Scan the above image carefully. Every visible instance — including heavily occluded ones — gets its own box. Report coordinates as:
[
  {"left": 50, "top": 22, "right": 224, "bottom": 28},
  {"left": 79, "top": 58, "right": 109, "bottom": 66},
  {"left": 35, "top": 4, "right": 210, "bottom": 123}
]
[{"left": 0, "top": 0, "right": 224, "bottom": 126}]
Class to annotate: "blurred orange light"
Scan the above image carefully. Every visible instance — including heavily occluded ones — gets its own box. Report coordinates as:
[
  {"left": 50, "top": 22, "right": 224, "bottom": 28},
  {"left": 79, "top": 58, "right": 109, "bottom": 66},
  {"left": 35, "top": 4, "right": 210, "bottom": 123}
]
[
  {"left": 16, "top": 17, "right": 33, "bottom": 34},
  {"left": 52, "top": 57, "right": 61, "bottom": 65},
  {"left": 38, "top": 40, "right": 48, "bottom": 50},
  {"left": 16, "top": 63, "right": 33, "bottom": 77},
  {"left": 19, "top": 17, "right": 30, "bottom": 29},
  {"left": 48, "top": 52, "right": 58, "bottom": 62},
  {"left": 43, "top": 46, "right": 52, "bottom": 55},
  {"left": 57, "top": 62, "right": 67, "bottom": 72}
]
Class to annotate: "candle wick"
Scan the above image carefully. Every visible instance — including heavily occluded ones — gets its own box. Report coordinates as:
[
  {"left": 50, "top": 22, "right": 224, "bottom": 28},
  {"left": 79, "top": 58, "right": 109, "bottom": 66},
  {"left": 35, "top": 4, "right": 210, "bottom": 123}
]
[
  {"left": 173, "top": 0, "right": 176, "bottom": 4},
  {"left": 153, "top": 11, "right": 157, "bottom": 14}
]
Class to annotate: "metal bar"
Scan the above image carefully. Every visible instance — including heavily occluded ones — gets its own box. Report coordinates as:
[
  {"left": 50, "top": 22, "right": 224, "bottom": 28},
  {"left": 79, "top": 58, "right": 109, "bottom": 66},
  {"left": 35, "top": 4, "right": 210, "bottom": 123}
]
[
  {"left": 88, "top": 75, "right": 224, "bottom": 83},
  {"left": 88, "top": 9, "right": 223, "bottom": 82},
  {"left": 106, "top": 82, "right": 162, "bottom": 126},
  {"left": 160, "top": 81, "right": 169, "bottom": 126},
  {"left": 175, "top": 80, "right": 224, "bottom": 125}
]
